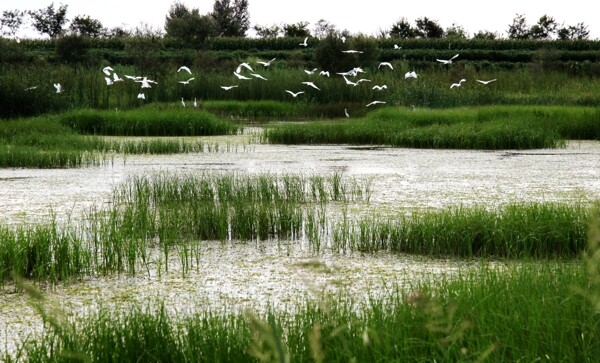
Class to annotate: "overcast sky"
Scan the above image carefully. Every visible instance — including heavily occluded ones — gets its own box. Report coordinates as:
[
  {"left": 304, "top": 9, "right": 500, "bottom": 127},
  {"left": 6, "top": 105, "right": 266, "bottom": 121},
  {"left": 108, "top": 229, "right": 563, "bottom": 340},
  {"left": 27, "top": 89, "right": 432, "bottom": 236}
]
[{"left": 5, "top": 0, "right": 598, "bottom": 39}]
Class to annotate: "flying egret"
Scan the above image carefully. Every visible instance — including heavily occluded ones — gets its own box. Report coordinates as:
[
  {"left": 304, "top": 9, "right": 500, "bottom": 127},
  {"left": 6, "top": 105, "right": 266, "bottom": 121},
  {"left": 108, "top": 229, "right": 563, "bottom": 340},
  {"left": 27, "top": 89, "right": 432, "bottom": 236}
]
[
  {"left": 24, "top": 86, "right": 38, "bottom": 91},
  {"left": 436, "top": 54, "right": 460, "bottom": 64},
  {"left": 302, "top": 81, "right": 321, "bottom": 90},
  {"left": 405, "top": 71, "right": 418, "bottom": 79},
  {"left": 125, "top": 75, "right": 142, "bottom": 81},
  {"left": 53, "top": 83, "right": 62, "bottom": 93},
  {"left": 236, "top": 62, "right": 254, "bottom": 74},
  {"left": 181, "top": 97, "right": 186, "bottom": 107},
  {"left": 357, "top": 78, "right": 372, "bottom": 83},
  {"left": 372, "top": 85, "right": 387, "bottom": 91},
  {"left": 137, "top": 93, "right": 145, "bottom": 99},
  {"left": 179, "top": 77, "right": 195, "bottom": 85},
  {"left": 112, "top": 73, "right": 123, "bottom": 82},
  {"left": 378, "top": 62, "right": 393, "bottom": 70},
  {"left": 233, "top": 72, "right": 252, "bottom": 80},
  {"left": 304, "top": 68, "right": 318, "bottom": 75},
  {"left": 102, "top": 66, "right": 114, "bottom": 76},
  {"left": 221, "top": 85, "right": 239, "bottom": 90},
  {"left": 285, "top": 90, "right": 304, "bottom": 97},
  {"left": 342, "top": 75, "right": 359, "bottom": 87},
  {"left": 299, "top": 37, "right": 308, "bottom": 47},
  {"left": 450, "top": 79, "right": 466, "bottom": 88},
  {"left": 394, "top": 44, "right": 401, "bottom": 49},
  {"left": 257, "top": 58, "right": 276, "bottom": 67},
  {"left": 344, "top": 108, "right": 350, "bottom": 118},
  {"left": 251, "top": 73, "right": 268, "bottom": 80},
  {"left": 342, "top": 50, "right": 363, "bottom": 54},
  {"left": 476, "top": 79, "right": 497, "bottom": 85},
  {"left": 104, "top": 77, "right": 114, "bottom": 86},
  {"left": 366, "top": 101, "right": 386, "bottom": 107},
  {"left": 319, "top": 70, "right": 330, "bottom": 77},
  {"left": 178, "top": 66, "right": 192, "bottom": 74},
  {"left": 341, "top": 36, "right": 346, "bottom": 43}
]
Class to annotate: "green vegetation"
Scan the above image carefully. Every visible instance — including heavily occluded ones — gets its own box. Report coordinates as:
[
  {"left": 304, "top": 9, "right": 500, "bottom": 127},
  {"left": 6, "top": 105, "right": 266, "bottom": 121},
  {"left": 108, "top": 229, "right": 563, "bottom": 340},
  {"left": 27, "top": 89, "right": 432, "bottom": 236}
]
[
  {"left": 265, "top": 105, "right": 600, "bottom": 149},
  {"left": 7, "top": 258, "right": 599, "bottom": 362}
]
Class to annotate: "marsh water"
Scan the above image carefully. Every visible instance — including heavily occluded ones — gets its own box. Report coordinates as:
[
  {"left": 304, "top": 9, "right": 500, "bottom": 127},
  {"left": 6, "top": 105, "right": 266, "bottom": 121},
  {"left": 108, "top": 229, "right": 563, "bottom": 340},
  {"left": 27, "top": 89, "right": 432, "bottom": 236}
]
[{"left": 1, "top": 130, "right": 599, "bottom": 354}]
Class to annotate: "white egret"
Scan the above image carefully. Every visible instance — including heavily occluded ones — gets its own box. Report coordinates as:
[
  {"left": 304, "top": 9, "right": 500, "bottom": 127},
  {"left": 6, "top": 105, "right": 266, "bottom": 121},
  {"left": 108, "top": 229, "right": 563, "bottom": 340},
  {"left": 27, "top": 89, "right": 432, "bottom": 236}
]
[
  {"left": 342, "top": 50, "right": 363, "bottom": 54},
  {"left": 405, "top": 71, "right": 418, "bottom": 79},
  {"left": 342, "top": 75, "right": 359, "bottom": 87},
  {"left": 221, "top": 85, "right": 239, "bottom": 90},
  {"left": 104, "top": 77, "right": 114, "bottom": 86},
  {"left": 179, "top": 77, "right": 195, "bottom": 85},
  {"left": 378, "top": 62, "right": 393, "bottom": 70},
  {"left": 137, "top": 93, "right": 145, "bottom": 99},
  {"left": 251, "top": 73, "right": 268, "bottom": 80},
  {"left": 178, "top": 66, "right": 192, "bottom": 74},
  {"left": 112, "top": 73, "right": 123, "bottom": 82},
  {"left": 302, "top": 81, "right": 321, "bottom": 90},
  {"left": 102, "top": 66, "right": 113, "bottom": 76},
  {"left": 304, "top": 68, "right": 318, "bottom": 75},
  {"left": 233, "top": 72, "right": 252, "bottom": 80},
  {"left": 394, "top": 44, "right": 401, "bottom": 49},
  {"left": 299, "top": 37, "right": 308, "bottom": 47},
  {"left": 194, "top": 98, "right": 198, "bottom": 108},
  {"left": 450, "top": 79, "right": 466, "bottom": 88},
  {"left": 341, "top": 36, "right": 346, "bottom": 43},
  {"left": 366, "top": 101, "right": 386, "bottom": 107},
  {"left": 24, "top": 86, "right": 38, "bottom": 91},
  {"left": 357, "top": 78, "right": 372, "bottom": 83},
  {"left": 285, "top": 90, "right": 304, "bottom": 97},
  {"left": 372, "top": 85, "right": 387, "bottom": 91},
  {"left": 477, "top": 79, "right": 497, "bottom": 85},
  {"left": 125, "top": 75, "right": 142, "bottom": 81},
  {"left": 236, "top": 62, "right": 254, "bottom": 74},
  {"left": 257, "top": 58, "right": 276, "bottom": 67},
  {"left": 436, "top": 54, "right": 460, "bottom": 64},
  {"left": 344, "top": 108, "right": 350, "bottom": 118},
  {"left": 181, "top": 97, "right": 186, "bottom": 107},
  {"left": 319, "top": 70, "right": 330, "bottom": 77},
  {"left": 53, "top": 83, "right": 62, "bottom": 93}
]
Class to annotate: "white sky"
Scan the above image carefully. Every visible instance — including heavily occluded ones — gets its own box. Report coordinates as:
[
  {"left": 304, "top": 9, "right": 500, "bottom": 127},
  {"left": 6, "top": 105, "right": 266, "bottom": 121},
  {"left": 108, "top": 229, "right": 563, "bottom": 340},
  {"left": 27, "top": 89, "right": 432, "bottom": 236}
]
[{"left": 4, "top": 0, "right": 599, "bottom": 39}]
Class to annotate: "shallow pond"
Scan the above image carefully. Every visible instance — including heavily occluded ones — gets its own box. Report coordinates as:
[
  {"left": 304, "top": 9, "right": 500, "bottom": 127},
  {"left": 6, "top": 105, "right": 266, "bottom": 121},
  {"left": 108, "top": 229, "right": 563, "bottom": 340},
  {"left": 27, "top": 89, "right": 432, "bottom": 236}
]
[{"left": 1, "top": 132, "right": 599, "bottom": 354}]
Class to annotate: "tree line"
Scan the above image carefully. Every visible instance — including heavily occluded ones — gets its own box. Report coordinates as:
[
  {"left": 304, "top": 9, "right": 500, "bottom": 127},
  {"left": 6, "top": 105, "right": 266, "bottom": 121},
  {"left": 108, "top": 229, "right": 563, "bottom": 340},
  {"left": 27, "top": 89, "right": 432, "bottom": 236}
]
[{"left": 0, "top": 1, "right": 592, "bottom": 46}]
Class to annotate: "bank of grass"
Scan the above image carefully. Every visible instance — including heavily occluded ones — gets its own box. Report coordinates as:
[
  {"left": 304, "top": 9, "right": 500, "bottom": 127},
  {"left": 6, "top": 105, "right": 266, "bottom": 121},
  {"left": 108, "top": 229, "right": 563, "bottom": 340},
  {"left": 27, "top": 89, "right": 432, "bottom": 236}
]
[
  {"left": 0, "top": 112, "right": 236, "bottom": 168},
  {"left": 58, "top": 107, "right": 239, "bottom": 136},
  {"left": 265, "top": 105, "right": 600, "bottom": 149},
  {"left": 8, "top": 257, "right": 599, "bottom": 362},
  {"left": 331, "top": 203, "right": 591, "bottom": 257}
]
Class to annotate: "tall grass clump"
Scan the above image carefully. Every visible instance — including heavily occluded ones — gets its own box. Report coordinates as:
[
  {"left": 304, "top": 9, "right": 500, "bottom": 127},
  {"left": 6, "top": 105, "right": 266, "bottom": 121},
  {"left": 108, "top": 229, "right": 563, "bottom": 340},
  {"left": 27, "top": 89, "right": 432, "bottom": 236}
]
[
  {"left": 266, "top": 105, "right": 600, "bottom": 149},
  {"left": 330, "top": 203, "right": 590, "bottom": 257},
  {"left": 10, "top": 259, "right": 600, "bottom": 362},
  {"left": 58, "top": 108, "right": 239, "bottom": 136}
]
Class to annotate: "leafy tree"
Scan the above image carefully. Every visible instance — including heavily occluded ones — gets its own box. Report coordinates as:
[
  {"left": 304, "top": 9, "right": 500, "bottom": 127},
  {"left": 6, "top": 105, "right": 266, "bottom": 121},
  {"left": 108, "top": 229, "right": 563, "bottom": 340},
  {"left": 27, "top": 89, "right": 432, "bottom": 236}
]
[
  {"left": 211, "top": 0, "right": 249, "bottom": 37},
  {"left": 389, "top": 18, "right": 415, "bottom": 38},
  {"left": 557, "top": 22, "right": 590, "bottom": 40},
  {"left": 101, "top": 26, "right": 131, "bottom": 38},
  {"left": 1, "top": 9, "right": 25, "bottom": 38},
  {"left": 507, "top": 13, "right": 530, "bottom": 39},
  {"left": 253, "top": 23, "right": 281, "bottom": 38},
  {"left": 29, "top": 2, "right": 69, "bottom": 38},
  {"left": 70, "top": 15, "right": 103, "bottom": 37},
  {"left": 529, "top": 15, "right": 557, "bottom": 40},
  {"left": 283, "top": 21, "right": 310, "bottom": 37},
  {"left": 472, "top": 30, "right": 498, "bottom": 40},
  {"left": 165, "top": 2, "right": 216, "bottom": 47},
  {"left": 313, "top": 19, "right": 335, "bottom": 39},
  {"left": 445, "top": 23, "right": 467, "bottom": 39},
  {"left": 414, "top": 17, "right": 444, "bottom": 38},
  {"left": 125, "top": 24, "right": 165, "bottom": 77},
  {"left": 55, "top": 34, "right": 90, "bottom": 65}
]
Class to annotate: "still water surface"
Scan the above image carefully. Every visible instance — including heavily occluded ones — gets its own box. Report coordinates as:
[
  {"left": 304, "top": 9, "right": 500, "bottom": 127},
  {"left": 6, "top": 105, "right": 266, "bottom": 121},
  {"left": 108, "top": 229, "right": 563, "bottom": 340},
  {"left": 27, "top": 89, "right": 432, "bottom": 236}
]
[{"left": 1, "top": 134, "right": 599, "bottom": 354}]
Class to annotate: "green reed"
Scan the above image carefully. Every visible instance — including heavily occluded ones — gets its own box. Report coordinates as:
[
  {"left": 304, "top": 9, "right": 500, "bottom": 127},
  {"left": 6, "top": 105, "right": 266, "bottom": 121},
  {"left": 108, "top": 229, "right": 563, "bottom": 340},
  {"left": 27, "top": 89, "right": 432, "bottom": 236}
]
[
  {"left": 330, "top": 203, "right": 591, "bottom": 257},
  {"left": 265, "top": 105, "right": 600, "bottom": 149},
  {"left": 9, "top": 259, "right": 599, "bottom": 362}
]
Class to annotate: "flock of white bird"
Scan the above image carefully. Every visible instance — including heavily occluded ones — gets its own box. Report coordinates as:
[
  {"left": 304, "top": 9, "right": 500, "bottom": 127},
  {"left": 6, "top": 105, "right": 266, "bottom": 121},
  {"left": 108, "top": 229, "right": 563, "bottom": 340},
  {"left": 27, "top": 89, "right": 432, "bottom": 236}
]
[{"left": 37, "top": 39, "right": 497, "bottom": 117}]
